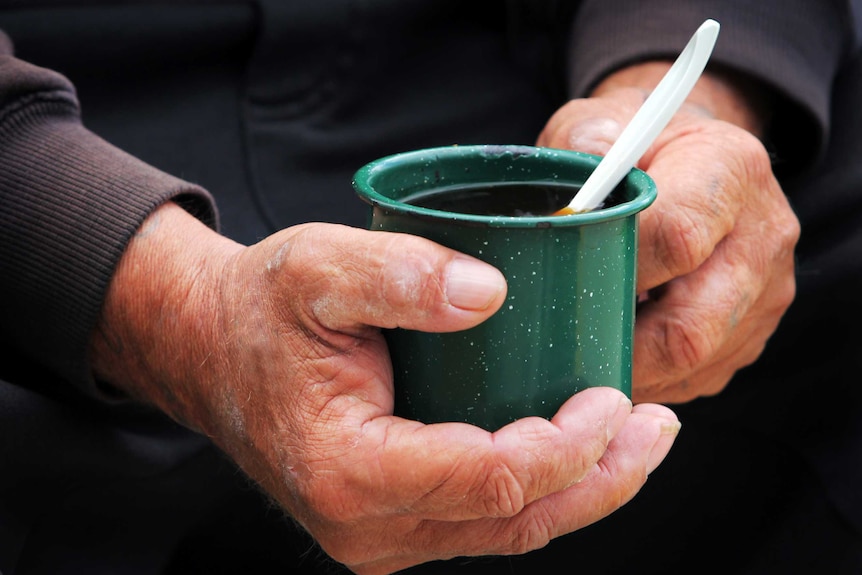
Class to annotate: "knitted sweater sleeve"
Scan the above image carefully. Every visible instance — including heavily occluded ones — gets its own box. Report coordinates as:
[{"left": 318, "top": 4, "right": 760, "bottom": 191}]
[
  {"left": 0, "top": 30, "right": 218, "bottom": 396},
  {"left": 567, "top": 0, "right": 857, "bottom": 172}
]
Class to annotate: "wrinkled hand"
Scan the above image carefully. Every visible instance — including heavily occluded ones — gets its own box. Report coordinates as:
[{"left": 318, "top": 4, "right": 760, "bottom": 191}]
[
  {"left": 537, "top": 65, "right": 800, "bottom": 403},
  {"left": 92, "top": 203, "right": 679, "bottom": 574}
]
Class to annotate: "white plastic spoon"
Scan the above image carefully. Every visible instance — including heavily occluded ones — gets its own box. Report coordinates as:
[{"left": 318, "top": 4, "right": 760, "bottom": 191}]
[{"left": 557, "top": 18, "right": 720, "bottom": 215}]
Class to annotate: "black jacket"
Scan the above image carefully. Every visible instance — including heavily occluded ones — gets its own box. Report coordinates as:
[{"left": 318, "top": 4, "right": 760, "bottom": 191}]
[{"left": 1, "top": 1, "right": 860, "bottom": 573}]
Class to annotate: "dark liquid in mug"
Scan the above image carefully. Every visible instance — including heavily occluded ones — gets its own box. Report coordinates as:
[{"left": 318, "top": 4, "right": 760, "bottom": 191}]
[{"left": 403, "top": 182, "right": 627, "bottom": 216}]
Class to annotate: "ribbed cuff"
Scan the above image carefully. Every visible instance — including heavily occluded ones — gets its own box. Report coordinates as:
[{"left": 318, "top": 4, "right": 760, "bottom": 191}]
[{"left": 0, "top": 96, "right": 216, "bottom": 394}]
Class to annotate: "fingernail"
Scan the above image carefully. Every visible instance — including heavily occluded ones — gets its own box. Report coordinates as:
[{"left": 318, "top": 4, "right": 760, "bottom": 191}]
[
  {"left": 446, "top": 257, "right": 506, "bottom": 311},
  {"left": 646, "top": 419, "right": 681, "bottom": 475},
  {"left": 567, "top": 117, "right": 621, "bottom": 156}
]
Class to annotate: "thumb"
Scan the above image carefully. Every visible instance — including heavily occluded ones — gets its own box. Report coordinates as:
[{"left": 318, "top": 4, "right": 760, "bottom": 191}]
[
  {"left": 559, "top": 116, "right": 622, "bottom": 157},
  {"left": 537, "top": 93, "right": 648, "bottom": 156},
  {"left": 263, "top": 223, "right": 507, "bottom": 334}
]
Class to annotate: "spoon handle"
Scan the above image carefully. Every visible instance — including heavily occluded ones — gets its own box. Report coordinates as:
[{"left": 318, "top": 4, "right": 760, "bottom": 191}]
[{"left": 562, "top": 19, "right": 720, "bottom": 214}]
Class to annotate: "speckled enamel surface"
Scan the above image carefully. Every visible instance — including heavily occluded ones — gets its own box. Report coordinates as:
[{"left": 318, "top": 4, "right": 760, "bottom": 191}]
[{"left": 355, "top": 145, "right": 656, "bottom": 431}]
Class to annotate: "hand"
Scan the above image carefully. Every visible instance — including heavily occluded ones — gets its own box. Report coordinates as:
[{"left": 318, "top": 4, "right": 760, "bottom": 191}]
[
  {"left": 537, "top": 63, "right": 800, "bottom": 404},
  {"left": 91, "top": 202, "right": 680, "bottom": 574}
]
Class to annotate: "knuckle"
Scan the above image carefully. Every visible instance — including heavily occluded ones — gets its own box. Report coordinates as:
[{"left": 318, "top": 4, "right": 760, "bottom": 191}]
[
  {"left": 779, "top": 207, "right": 802, "bottom": 248},
  {"left": 652, "top": 209, "right": 711, "bottom": 278},
  {"left": 776, "top": 275, "right": 797, "bottom": 311},
  {"left": 265, "top": 224, "right": 332, "bottom": 281},
  {"left": 657, "top": 311, "right": 718, "bottom": 374},
  {"left": 475, "top": 464, "right": 528, "bottom": 518},
  {"left": 479, "top": 508, "right": 555, "bottom": 557},
  {"left": 509, "top": 510, "right": 555, "bottom": 554},
  {"left": 375, "top": 237, "right": 442, "bottom": 317},
  {"left": 736, "top": 130, "right": 775, "bottom": 181}
]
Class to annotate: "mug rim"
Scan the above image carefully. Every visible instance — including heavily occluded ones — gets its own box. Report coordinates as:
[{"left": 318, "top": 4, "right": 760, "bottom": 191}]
[{"left": 353, "top": 144, "right": 657, "bottom": 228}]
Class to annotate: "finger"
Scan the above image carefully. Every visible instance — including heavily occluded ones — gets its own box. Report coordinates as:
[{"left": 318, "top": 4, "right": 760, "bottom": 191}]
[
  {"left": 633, "top": 233, "right": 765, "bottom": 390},
  {"left": 520, "top": 407, "right": 679, "bottom": 533},
  {"left": 536, "top": 92, "right": 645, "bottom": 153},
  {"left": 635, "top": 256, "right": 757, "bottom": 382},
  {"left": 354, "top": 405, "right": 680, "bottom": 573},
  {"left": 636, "top": 121, "right": 774, "bottom": 291},
  {"left": 303, "top": 387, "right": 634, "bottom": 569},
  {"left": 398, "top": 387, "right": 634, "bottom": 520},
  {"left": 540, "top": 105, "right": 768, "bottom": 295},
  {"left": 634, "top": 260, "right": 794, "bottom": 403},
  {"left": 338, "top": 387, "right": 634, "bottom": 524},
  {"left": 634, "top": 333, "right": 764, "bottom": 404},
  {"left": 634, "top": 310, "right": 770, "bottom": 404},
  {"left": 632, "top": 238, "right": 795, "bottom": 402},
  {"left": 261, "top": 223, "right": 507, "bottom": 335}
]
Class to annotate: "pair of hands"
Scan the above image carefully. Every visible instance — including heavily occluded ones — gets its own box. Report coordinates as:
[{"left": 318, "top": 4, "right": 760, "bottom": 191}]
[{"left": 91, "top": 64, "right": 798, "bottom": 574}]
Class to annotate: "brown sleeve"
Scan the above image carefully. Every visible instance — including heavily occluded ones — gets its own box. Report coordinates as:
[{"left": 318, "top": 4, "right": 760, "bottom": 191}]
[
  {"left": 567, "top": 0, "right": 856, "bottom": 173},
  {"left": 0, "top": 29, "right": 218, "bottom": 396}
]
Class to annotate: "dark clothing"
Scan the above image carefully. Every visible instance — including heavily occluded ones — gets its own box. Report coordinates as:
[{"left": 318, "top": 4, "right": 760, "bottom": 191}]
[{"left": 1, "top": 0, "right": 861, "bottom": 573}]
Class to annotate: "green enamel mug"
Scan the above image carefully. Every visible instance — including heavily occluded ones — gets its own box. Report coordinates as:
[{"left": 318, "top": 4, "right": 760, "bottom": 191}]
[{"left": 353, "top": 145, "right": 656, "bottom": 431}]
